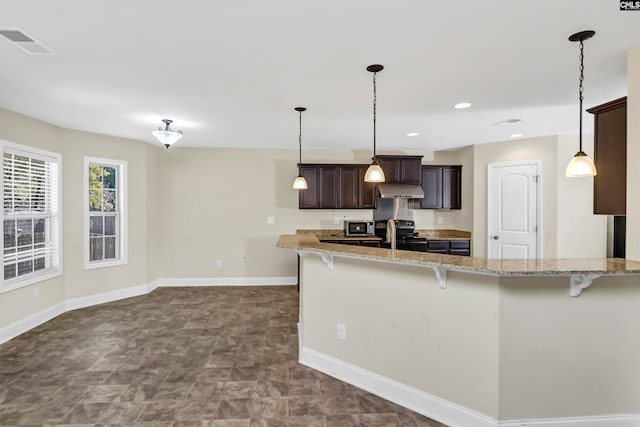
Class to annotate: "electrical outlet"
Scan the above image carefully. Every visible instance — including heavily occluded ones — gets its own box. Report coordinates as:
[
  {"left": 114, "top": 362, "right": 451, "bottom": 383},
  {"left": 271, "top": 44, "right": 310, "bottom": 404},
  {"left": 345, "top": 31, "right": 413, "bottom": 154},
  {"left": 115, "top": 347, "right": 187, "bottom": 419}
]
[
  {"left": 437, "top": 217, "right": 444, "bottom": 225},
  {"left": 34, "top": 287, "right": 40, "bottom": 300},
  {"left": 337, "top": 323, "right": 346, "bottom": 340},
  {"left": 216, "top": 260, "right": 222, "bottom": 269},
  {"left": 267, "top": 216, "right": 275, "bottom": 225},
  {"left": 334, "top": 217, "right": 341, "bottom": 225}
]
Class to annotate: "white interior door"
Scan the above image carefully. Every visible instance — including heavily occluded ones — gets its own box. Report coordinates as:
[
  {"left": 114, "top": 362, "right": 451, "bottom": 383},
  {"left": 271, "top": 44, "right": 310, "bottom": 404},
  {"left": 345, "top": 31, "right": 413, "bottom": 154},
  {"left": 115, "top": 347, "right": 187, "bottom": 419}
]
[{"left": 488, "top": 161, "right": 541, "bottom": 259}]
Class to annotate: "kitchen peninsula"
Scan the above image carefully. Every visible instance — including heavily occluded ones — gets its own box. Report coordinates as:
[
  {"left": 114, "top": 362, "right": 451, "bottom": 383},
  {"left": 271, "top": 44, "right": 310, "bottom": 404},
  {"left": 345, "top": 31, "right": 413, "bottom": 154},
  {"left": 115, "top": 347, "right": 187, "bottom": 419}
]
[{"left": 277, "top": 233, "right": 640, "bottom": 427}]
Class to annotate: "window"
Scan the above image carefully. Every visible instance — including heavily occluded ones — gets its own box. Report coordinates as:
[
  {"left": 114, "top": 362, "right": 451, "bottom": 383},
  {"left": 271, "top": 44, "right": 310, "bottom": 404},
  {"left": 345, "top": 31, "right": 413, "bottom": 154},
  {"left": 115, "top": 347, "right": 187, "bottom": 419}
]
[
  {"left": 84, "top": 157, "right": 127, "bottom": 269},
  {"left": 1, "top": 141, "right": 62, "bottom": 291}
]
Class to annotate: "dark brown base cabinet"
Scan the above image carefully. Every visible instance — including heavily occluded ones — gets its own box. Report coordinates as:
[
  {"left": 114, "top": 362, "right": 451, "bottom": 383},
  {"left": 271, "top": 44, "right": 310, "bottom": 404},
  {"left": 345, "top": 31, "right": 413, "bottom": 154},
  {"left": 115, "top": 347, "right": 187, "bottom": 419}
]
[
  {"left": 320, "top": 240, "right": 381, "bottom": 248},
  {"left": 419, "top": 165, "right": 462, "bottom": 210},
  {"left": 427, "top": 239, "right": 470, "bottom": 256},
  {"left": 298, "top": 164, "right": 376, "bottom": 209}
]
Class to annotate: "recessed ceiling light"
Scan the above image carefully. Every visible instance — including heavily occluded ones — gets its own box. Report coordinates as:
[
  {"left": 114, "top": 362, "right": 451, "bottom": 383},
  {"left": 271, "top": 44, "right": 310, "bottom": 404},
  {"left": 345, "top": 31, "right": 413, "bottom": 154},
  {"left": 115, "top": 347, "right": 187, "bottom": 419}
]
[
  {"left": 454, "top": 102, "right": 471, "bottom": 109},
  {"left": 510, "top": 133, "right": 523, "bottom": 138},
  {"left": 407, "top": 132, "right": 419, "bottom": 137}
]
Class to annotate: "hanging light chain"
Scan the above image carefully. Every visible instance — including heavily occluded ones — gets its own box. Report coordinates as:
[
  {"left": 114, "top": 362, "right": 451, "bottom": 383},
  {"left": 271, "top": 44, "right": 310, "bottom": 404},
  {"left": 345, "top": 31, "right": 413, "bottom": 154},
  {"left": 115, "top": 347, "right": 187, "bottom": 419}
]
[
  {"left": 578, "top": 38, "right": 585, "bottom": 152},
  {"left": 579, "top": 39, "right": 585, "bottom": 102},
  {"left": 298, "top": 109, "right": 303, "bottom": 174},
  {"left": 372, "top": 71, "right": 377, "bottom": 159}
]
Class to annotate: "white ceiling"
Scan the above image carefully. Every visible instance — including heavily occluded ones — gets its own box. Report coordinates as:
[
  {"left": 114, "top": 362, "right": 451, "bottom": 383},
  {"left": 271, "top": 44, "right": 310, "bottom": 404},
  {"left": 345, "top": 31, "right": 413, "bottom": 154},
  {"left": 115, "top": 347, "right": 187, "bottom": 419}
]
[{"left": 0, "top": 1, "right": 638, "bottom": 151}]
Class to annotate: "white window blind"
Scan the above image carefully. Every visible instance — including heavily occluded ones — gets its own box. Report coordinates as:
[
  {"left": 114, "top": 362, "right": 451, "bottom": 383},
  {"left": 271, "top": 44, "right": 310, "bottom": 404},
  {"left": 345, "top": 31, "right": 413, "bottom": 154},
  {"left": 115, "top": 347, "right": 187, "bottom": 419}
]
[{"left": 2, "top": 147, "right": 61, "bottom": 286}]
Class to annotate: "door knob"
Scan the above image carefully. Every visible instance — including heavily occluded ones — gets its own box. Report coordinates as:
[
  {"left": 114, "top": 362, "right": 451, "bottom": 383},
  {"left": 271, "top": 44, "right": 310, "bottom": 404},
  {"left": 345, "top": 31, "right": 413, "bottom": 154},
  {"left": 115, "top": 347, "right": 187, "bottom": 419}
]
[{"left": 492, "top": 235, "right": 499, "bottom": 240}]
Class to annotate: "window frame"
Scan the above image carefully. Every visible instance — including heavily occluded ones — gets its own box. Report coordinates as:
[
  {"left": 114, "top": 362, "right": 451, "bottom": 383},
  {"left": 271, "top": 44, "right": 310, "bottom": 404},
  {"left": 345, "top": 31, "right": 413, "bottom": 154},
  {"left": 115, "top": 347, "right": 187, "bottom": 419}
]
[
  {"left": 83, "top": 156, "right": 128, "bottom": 270},
  {"left": 0, "top": 140, "right": 63, "bottom": 294}
]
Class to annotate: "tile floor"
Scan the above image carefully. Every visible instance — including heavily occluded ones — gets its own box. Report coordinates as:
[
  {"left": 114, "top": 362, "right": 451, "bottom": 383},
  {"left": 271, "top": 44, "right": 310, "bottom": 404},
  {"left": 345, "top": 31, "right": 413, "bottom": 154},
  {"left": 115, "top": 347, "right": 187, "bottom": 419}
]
[{"left": 0, "top": 286, "right": 447, "bottom": 426}]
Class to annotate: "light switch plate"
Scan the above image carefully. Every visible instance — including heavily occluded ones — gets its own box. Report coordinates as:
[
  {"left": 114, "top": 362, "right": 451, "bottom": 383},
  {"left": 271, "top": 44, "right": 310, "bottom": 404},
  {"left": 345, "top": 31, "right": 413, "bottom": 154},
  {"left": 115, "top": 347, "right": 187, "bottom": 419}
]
[{"left": 267, "top": 216, "right": 275, "bottom": 225}]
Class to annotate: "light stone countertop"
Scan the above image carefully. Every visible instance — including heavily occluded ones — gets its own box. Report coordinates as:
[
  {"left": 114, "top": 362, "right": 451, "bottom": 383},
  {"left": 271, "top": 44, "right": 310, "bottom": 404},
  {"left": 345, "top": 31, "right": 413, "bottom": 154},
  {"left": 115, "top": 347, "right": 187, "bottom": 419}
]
[
  {"left": 296, "top": 229, "right": 471, "bottom": 241},
  {"left": 278, "top": 233, "right": 640, "bottom": 276}
]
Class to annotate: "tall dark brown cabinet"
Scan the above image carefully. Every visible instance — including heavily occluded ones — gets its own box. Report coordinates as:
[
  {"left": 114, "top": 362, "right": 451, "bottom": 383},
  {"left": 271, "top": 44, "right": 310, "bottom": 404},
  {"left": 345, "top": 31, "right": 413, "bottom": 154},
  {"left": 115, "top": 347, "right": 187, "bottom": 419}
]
[
  {"left": 587, "top": 97, "right": 626, "bottom": 216},
  {"left": 587, "top": 97, "right": 627, "bottom": 258}
]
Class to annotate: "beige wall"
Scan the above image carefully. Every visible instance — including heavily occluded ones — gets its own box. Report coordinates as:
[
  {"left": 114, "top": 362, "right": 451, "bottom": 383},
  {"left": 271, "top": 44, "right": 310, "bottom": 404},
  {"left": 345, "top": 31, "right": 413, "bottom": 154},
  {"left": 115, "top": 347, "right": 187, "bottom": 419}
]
[
  {"left": 415, "top": 147, "right": 474, "bottom": 233},
  {"left": 0, "top": 104, "right": 614, "bottom": 331},
  {"left": 60, "top": 129, "right": 149, "bottom": 299},
  {"left": 146, "top": 145, "right": 162, "bottom": 282},
  {"left": 300, "top": 254, "right": 640, "bottom": 421},
  {"left": 627, "top": 43, "right": 640, "bottom": 260},
  {"left": 151, "top": 147, "right": 474, "bottom": 279},
  {"left": 0, "top": 108, "right": 150, "bottom": 328},
  {"left": 556, "top": 135, "right": 606, "bottom": 258},
  {"left": 0, "top": 108, "right": 66, "bottom": 328},
  {"left": 472, "top": 136, "right": 559, "bottom": 258},
  {"left": 301, "top": 255, "right": 500, "bottom": 418},
  {"left": 498, "top": 275, "right": 640, "bottom": 419}
]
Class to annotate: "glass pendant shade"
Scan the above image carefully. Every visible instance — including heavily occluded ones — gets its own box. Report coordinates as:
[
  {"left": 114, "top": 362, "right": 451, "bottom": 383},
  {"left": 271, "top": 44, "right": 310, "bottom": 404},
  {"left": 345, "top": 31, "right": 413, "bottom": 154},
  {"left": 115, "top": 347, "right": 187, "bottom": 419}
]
[
  {"left": 292, "top": 175, "right": 308, "bottom": 189},
  {"left": 152, "top": 130, "right": 183, "bottom": 147},
  {"left": 364, "top": 163, "right": 385, "bottom": 183},
  {"left": 566, "top": 151, "right": 597, "bottom": 177},
  {"left": 152, "top": 119, "right": 183, "bottom": 148}
]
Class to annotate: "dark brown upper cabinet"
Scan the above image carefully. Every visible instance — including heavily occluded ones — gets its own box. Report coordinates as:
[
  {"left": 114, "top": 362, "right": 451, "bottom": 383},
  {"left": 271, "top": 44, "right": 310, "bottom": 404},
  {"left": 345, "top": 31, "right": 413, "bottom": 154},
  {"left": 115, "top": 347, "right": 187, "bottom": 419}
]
[
  {"left": 587, "top": 97, "right": 626, "bottom": 216},
  {"left": 419, "top": 165, "right": 462, "bottom": 210},
  {"left": 298, "top": 165, "right": 320, "bottom": 209},
  {"left": 375, "top": 155, "right": 423, "bottom": 184},
  {"left": 298, "top": 164, "right": 377, "bottom": 209}
]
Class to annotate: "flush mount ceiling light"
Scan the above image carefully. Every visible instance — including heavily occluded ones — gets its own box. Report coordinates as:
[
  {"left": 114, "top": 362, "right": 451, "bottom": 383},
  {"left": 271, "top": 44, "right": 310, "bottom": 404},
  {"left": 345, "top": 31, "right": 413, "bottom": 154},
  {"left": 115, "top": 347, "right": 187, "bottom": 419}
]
[
  {"left": 566, "top": 30, "right": 597, "bottom": 177},
  {"left": 510, "top": 133, "right": 523, "bottom": 138},
  {"left": 152, "top": 119, "right": 183, "bottom": 148},
  {"left": 292, "top": 107, "right": 308, "bottom": 190},
  {"left": 364, "top": 64, "right": 385, "bottom": 183},
  {"left": 454, "top": 102, "right": 471, "bottom": 109},
  {"left": 407, "top": 132, "right": 419, "bottom": 137}
]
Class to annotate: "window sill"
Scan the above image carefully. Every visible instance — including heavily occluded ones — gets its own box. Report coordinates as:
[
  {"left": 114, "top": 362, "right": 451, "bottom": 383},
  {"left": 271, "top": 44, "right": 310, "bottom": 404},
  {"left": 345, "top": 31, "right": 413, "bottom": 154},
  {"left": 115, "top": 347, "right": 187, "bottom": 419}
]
[
  {"left": 0, "top": 269, "right": 62, "bottom": 295},
  {"left": 84, "top": 258, "right": 128, "bottom": 271}
]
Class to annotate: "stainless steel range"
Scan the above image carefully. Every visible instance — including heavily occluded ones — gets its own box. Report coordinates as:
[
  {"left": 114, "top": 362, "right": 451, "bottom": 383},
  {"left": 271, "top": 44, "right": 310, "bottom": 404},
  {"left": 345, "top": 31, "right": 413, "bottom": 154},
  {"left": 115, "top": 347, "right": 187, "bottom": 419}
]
[{"left": 374, "top": 219, "right": 428, "bottom": 252}]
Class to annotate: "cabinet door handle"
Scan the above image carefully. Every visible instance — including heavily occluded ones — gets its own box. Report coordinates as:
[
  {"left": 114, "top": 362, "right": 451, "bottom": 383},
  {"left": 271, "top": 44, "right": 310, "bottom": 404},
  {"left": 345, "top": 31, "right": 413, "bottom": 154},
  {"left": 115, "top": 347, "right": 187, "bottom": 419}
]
[{"left": 492, "top": 235, "right": 499, "bottom": 240}]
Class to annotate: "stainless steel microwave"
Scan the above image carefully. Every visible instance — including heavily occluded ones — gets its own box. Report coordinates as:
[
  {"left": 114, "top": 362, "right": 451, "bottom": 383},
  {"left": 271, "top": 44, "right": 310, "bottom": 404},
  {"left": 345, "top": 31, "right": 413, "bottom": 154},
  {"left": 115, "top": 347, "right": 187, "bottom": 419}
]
[{"left": 344, "top": 220, "right": 374, "bottom": 236}]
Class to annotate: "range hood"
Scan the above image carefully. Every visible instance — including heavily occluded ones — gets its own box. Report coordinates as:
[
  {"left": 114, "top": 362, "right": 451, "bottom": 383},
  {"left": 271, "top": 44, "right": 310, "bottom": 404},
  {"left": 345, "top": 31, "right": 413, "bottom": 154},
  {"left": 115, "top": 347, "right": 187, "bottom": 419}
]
[{"left": 377, "top": 183, "right": 424, "bottom": 199}]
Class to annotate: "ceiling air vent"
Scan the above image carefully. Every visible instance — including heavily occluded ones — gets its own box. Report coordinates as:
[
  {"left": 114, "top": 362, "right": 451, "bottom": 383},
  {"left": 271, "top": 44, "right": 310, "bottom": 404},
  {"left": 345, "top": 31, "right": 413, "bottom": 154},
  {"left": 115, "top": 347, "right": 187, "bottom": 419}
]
[
  {"left": 0, "top": 28, "right": 56, "bottom": 55},
  {"left": 493, "top": 118, "right": 523, "bottom": 126}
]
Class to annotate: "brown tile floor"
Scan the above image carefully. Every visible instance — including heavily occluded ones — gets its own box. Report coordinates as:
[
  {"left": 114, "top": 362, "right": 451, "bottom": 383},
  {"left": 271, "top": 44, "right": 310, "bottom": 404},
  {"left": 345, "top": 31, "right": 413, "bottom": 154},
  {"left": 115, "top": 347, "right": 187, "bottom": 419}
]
[{"left": 0, "top": 286, "right": 447, "bottom": 426}]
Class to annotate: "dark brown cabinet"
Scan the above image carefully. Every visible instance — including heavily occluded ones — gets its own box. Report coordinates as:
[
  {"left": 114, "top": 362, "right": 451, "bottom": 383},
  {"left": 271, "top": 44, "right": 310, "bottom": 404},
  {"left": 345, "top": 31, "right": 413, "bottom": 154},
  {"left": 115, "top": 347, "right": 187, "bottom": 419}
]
[
  {"left": 587, "top": 97, "right": 626, "bottom": 216},
  {"left": 375, "top": 155, "right": 423, "bottom": 184},
  {"left": 419, "top": 165, "right": 462, "bottom": 210},
  {"left": 298, "top": 166, "right": 319, "bottom": 209},
  {"left": 426, "top": 239, "right": 470, "bottom": 256},
  {"left": 320, "top": 239, "right": 381, "bottom": 248},
  {"left": 298, "top": 164, "right": 377, "bottom": 209}
]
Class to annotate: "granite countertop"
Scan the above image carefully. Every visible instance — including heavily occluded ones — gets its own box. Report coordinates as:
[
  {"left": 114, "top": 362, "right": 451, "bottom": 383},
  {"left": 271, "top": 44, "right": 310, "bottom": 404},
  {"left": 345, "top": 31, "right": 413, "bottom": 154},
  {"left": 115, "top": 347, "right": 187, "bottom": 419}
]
[
  {"left": 278, "top": 233, "right": 640, "bottom": 276},
  {"left": 296, "top": 229, "right": 382, "bottom": 241},
  {"left": 296, "top": 229, "right": 471, "bottom": 241}
]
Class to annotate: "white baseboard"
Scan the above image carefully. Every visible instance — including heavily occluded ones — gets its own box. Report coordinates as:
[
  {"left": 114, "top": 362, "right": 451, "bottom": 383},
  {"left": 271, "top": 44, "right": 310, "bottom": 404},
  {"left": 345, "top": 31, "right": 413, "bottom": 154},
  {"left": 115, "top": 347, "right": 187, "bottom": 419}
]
[
  {"left": 0, "top": 276, "right": 294, "bottom": 345},
  {"left": 65, "top": 283, "right": 153, "bottom": 311},
  {"left": 500, "top": 415, "right": 640, "bottom": 427},
  {"left": 0, "top": 301, "right": 66, "bottom": 345},
  {"left": 156, "top": 276, "right": 297, "bottom": 287},
  {"left": 299, "top": 346, "right": 640, "bottom": 427}
]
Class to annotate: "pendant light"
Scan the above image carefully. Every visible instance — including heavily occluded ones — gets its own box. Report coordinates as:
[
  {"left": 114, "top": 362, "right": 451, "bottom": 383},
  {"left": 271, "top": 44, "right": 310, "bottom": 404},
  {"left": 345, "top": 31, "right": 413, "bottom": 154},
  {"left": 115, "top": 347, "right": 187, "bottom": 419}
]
[
  {"left": 565, "top": 31, "right": 597, "bottom": 177},
  {"left": 364, "top": 64, "right": 385, "bottom": 183},
  {"left": 292, "top": 107, "right": 308, "bottom": 190},
  {"left": 152, "top": 119, "right": 183, "bottom": 148}
]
